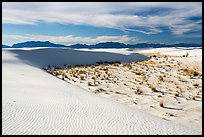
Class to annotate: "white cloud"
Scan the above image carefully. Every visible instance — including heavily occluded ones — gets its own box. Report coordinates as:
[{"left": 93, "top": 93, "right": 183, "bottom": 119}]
[
  {"left": 2, "top": 2, "right": 202, "bottom": 35},
  {"left": 3, "top": 34, "right": 138, "bottom": 46}
]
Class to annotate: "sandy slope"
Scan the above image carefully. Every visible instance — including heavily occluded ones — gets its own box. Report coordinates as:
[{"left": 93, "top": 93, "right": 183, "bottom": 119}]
[
  {"left": 136, "top": 47, "right": 202, "bottom": 69},
  {"left": 55, "top": 48, "right": 202, "bottom": 132},
  {"left": 2, "top": 48, "right": 201, "bottom": 135}
]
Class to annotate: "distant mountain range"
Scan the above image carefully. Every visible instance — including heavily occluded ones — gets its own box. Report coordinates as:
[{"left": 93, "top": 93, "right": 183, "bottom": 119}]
[
  {"left": 2, "top": 41, "right": 202, "bottom": 49},
  {"left": 11, "top": 41, "right": 67, "bottom": 48},
  {"left": 2, "top": 45, "right": 11, "bottom": 48},
  {"left": 69, "top": 42, "right": 202, "bottom": 49}
]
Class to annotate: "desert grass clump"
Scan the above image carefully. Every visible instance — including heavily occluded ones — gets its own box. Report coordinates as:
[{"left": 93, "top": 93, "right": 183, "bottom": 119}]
[
  {"left": 91, "top": 75, "right": 97, "bottom": 81},
  {"left": 58, "top": 69, "right": 63, "bottom": 75},
  {"left": 80, "top": 74, "right": 86, "bottom": 80},
  {"left": 149, "top": 84, "right": 159, "bottom": 92},
  {"left": 152, "top": 54, "right": 157, "bottom": 58},
  {"left": 135, "top": 71, "right": 142, "bottom": 75},
  {"left": 53, "top": 71, "right": 59, "bottom": 76},
  {"left": 50, "top": 67, "right": 55, "bottom": 74},
  {"left": 181, "top": 67, "right": 200, "bottom": 77},
  {"left": 104, "top": 66, "right": 109, "bottom": 71},
  {"left": 144, "top": 60, "right": 156, "bottom": 65},
  {"left": 135, "top": 88, "right": 142, "bottom": 95},
  {"left": 159, "top": 100, "right": 164, "bottom": 107},
  {"left": 87, "top": 82, "right": 92, "bottom": 86},
  {"left": 182, "top": 52, "right": 189, "bottom": 57},
  {"left": 192, "top": 95, "right": 196, "bottom": 100},
  {"left": 140, "top": 75, "right": 145, "bottom": 81},
  {"left": 94, "top": 88, "right": 106, "bottom": 94},
  {"left": 174, "top": 91, "right": 179, "bottom": 97},
  {"left": 113, "top": 62, "right": 120, "bottom": 67},
  {"left": 193, "top": 83, "right": 199, "bottom": 88},
  {"left": 158, "top": 75, "right": 164, "bottom": 82},
  {"left": 152, "top": 87, "right": 159, "bottom": 92},
  {"left": 61, "top": 72, "right": 65, "bottom": 80}
]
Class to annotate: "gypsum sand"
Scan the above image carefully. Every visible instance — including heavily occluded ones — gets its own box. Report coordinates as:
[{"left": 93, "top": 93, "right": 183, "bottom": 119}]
[{"left": 44, "top": 53, "right": 202, "bottom": 132}]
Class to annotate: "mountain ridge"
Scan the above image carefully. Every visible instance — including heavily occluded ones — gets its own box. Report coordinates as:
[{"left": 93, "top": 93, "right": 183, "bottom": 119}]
[{"left": 2, "top": 41, "right": 202, "bottom": 49}]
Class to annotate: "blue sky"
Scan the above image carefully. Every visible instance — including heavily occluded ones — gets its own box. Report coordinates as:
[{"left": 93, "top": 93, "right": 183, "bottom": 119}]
[{"left": 2, "top": 2, "right": 202, "bottom": 46}]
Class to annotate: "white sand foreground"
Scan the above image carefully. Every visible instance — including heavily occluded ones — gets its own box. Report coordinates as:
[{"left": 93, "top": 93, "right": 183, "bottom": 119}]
[{"left": 2, "top": 48, "right": 201, "bottom": 135}]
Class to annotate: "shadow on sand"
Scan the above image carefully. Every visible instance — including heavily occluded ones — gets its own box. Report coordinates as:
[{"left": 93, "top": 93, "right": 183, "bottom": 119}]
[{"left": 8, "top": 48, "right": 150, "bottom": 68}]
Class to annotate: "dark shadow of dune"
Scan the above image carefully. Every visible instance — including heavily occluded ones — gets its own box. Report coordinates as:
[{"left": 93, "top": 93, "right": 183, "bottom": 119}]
[
  {"left": 163, "top": 106, "right": 183, "bottom": 110},
  {"left": 8, "top": 48, "right": 150, "bottom": 68},
  {"left": 175, "top": 47, "right": 202, "bottom": 50}
]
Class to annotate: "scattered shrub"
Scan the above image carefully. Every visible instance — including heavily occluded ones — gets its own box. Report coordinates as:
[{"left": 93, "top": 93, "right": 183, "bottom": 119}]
[
  {"left": 87, "top": 82, "right": 92, "bottom": 86},
  {"left": 159, "top": 100, "right": 164, "bottom": 107},
  {"left": 192, "top": 95, "right": 196, "bottom": 100},
  {"left": 80, "top": 74, "right": 86, "bottom": 80},
  {"left": 94, "top": 88, "right": 106, "bottom": 94},
  {"left": 193, "top": 83, "right": 199, "bottom": 87},
  {"left": 158, "top": 76, "right": 164, "bottom": 81},
  {"left": 75, "top": 64, "right": 80, "bottom": 67},
  {"left": 181, "top": 67, "right": 199, "bottom": 77},
  {"left": 152, "top": 87, "right": 159, "bottom": 92},
  {"left": 135, "top": 88, "right": 142, "bottom": 95},
  {"left": 91, "top": 75, "right": 97, "bottom": 80},
  {"left": 174, "top": 91, "right": 179, "bottom": 97}
]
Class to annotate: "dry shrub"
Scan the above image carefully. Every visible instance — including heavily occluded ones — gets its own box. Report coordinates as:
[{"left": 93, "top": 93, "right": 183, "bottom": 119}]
[
  {"left": 135, "top": 71, "right": 142, "bottom": 75},
  {"left": 181, "top": 67, "right": 199, "bottom": 77},
  {"left": 87, "top": 82, "right": 92, "bottom": 86},
  {"left": 158, "top": 75, "right": 164, "bottom": 81},
  {"left": 53, "top": 71, "right": 59, "bottom": 76},
  {"left": 91, "top": 75, "right": 97, "bottom": 80},
  {"left": 144, "top": 60, "right": 156, "bottom": 65},
  {"left": 96, "top": 73, "right": 101, "bottom": 78},
  {"left": 159, "top": 100, "right": 164, "bottom": 107},
  {"left": 174, "top": 91, "right": 179, "bottom": 97},
  {"left": 80, "top": 74, "right": 86, "bottom": 80},
  {"left": 94, "top": 88, "right": 106, "bottom": 94},
  {"left": 102, "top": 66, "right": 109, "bottom": 71},
  {"left": 58, "top": 69, "right": 63, "bottom": 75},
  {"left": 192, "top": 95, "right": 196, "bottom": 100},
  {"left": 135, "top": 88, "right": 142, "bottom": 95},
  {"left": 193, "top": 83, "right": 199, "bottom": 87},
  {"left": 141, "top": 75, "right": 145, "bottom": 81},
  {"left": 61, "top": 72, "right": 65, "bottom": 80},
  {"left": 50, "top": 67, "right": 55, "bottom": 74},
  {"left": 149, "top": 84, "right": 159, "bottom": 92}
]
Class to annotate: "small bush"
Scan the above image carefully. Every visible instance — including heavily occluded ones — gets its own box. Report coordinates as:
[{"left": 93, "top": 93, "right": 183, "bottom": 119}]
[
  {"left": 158, "top": 76, "right": 164, "bottom": 81},
  {"left": 181, "top": 67, "right": 200, "bottom": 77},
  {"left": 193, "top": 83, "right": 199, "bottom": 87},
  {"left": 87, "top": 82, "right": 92, "bottom": 86},
  {"left": 150, "top": 85, "right": 159, "bottom": 92},
  {"left": 174, "top": 91, "right": 179, "bottom": 97},
  {"left": 94, "top": 88, "right": 106, "bottom": 94},
  {"left": 159, "top": 100, "right": 164, "bottom": 107},
  {"left": 80, "top": 74, "right": 86, "bottom": 80},
  {"left": 192, "top": 95, "right": 196, "bottom": 100},
  {"left": 91, "top": 75, "right": 97, "bottom": 80},
  {"left": 135, "top": 88, "right": 142, "bottom": 95}
]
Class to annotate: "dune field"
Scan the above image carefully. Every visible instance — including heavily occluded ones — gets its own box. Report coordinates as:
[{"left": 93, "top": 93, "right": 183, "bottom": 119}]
[{"left": 2, "top": 47, "right": 202, "bottom": 135}]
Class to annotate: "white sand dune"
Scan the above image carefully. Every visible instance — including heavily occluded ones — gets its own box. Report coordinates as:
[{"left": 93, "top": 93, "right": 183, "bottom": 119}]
[
  {"left": 2, "top": 48, "right": 201, "bottom": 135},
  {"left": 136, "top": 47, "right": 202, "bottom": 68}
]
